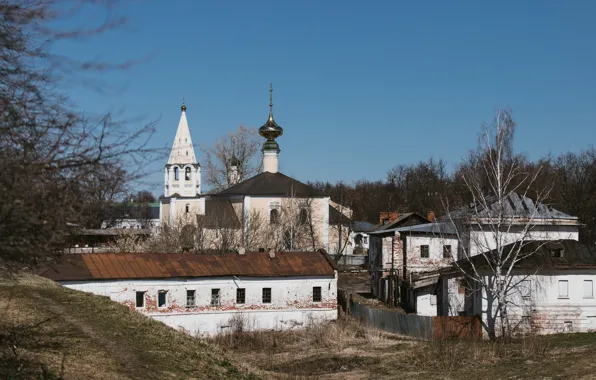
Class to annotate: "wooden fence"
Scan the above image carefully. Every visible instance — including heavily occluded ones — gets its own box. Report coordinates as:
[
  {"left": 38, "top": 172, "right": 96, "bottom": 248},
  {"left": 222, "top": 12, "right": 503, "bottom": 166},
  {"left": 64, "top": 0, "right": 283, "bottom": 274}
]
[{"left": 339, "top": 289, "right": 481, "bottom": 340}]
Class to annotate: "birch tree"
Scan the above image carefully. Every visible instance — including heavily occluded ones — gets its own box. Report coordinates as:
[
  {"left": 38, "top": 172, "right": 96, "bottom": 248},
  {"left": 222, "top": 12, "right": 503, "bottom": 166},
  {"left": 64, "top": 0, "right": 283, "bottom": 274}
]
[{"left": 445, "top": 108, "right": 552, "bottom": 339}]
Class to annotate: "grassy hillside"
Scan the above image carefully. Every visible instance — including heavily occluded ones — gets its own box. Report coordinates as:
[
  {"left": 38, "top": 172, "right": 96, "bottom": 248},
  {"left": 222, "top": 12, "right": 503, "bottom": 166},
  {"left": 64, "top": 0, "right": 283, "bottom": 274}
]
[{"left": 0, "top": 273, "right": 257, "bottom": 380}]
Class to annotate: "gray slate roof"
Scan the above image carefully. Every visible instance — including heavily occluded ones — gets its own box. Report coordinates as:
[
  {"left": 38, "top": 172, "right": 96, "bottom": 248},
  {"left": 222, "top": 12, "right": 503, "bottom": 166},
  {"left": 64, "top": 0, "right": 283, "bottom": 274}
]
[{"left": 369, "top": 222, "right": 456, "bottom": 235}]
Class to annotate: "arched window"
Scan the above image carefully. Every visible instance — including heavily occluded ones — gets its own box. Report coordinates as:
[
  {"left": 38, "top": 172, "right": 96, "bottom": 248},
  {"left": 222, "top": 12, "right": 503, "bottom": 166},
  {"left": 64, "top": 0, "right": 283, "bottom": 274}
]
[
  {"left": 299, "top": 208, "right": 308, "bottom": 225},
  {"left": 270, "top": 209, "right": 279, "bottom": 225},
  {"left": 185, "top": 204, "right": 190, "bottom": 213},
  {"left": 185, "top": 167, "right": 191, "bottom": 180},
  {"left": 174, "top": 167, "right": 179, "bottom": 180}
]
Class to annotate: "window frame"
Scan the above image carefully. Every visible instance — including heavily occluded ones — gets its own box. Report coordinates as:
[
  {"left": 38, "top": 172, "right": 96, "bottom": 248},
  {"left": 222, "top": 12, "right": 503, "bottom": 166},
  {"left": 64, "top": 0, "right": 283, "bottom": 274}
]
[
  {"left": 420, "top": 245, "right": 430, "bottom": 259},
  {"left": 185, "top": 204, "right": 190, "bottom": 213},
  {"left": 185, "top": 166, "right": 191, "bottom": 180},
  {"left": 236, "top": 288, "right": 246, "bottom": 304},
  {"left": 312, "top": 286, "right": 322, "bottom": 303},
  {"left": 135, "top": 291, "right": 146, "bottom": 308},
  {"left": 520, "top": 280, "right": 531, "bottom": 299},
  {"left": 584, "top": 280, "right": 594, "bottom": 299},
  {"left": 211, "top": 288, "right": 221, "bottom": 306},
  {"left": 174, "top": 167, "right": 179, "bottom": 181},
  {"left": 158, "top": 290, "right": 168, "bottom": 308},
  {"left": 186, "top": 289, "right": 196, "bottom": 308},
  {"left": 262, "top": 287, "right": 272, "bottom": 304},
  {"left": 558, "top": 280, "right": 569, "bottom": 299}
]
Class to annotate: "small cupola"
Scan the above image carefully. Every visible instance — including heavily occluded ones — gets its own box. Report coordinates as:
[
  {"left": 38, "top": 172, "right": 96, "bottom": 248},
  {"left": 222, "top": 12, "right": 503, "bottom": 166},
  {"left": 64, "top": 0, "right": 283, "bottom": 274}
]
[{"left": 259, "top": 84, "right": 283, "bottom": 173}]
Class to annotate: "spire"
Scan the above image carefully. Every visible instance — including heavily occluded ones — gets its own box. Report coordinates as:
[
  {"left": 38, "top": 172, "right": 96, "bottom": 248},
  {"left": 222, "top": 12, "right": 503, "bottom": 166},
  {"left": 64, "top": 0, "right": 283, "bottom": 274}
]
[{"left": 168, "top": 101, "right": 196, "bottom": 165}]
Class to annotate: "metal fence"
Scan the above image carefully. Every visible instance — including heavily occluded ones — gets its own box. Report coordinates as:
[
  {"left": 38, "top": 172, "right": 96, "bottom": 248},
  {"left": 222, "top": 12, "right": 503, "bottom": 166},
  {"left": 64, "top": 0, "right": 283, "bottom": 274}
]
[
  {"left": 339, "top": 289, "right": 481, "bottom": 340},
  {"left": 350, "top": 300, "right": 434, "bottom": 339}
]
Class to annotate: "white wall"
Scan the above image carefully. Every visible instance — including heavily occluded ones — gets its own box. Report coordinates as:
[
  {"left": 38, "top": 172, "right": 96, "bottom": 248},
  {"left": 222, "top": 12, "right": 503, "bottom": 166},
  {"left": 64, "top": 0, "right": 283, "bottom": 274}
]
[
  {"left": 404, "top": 235, "right": 459, "bottom": 274},
  {"left": 445, "top": 270, "right": 596, "bottom": 336},
  {"left": 61, "top": 274, "right": 337, "bottom": 337},
  {"left": 468, "top": 224, "right": 579, "bottom": 256},
  {"left": 416, "top": 290, "right": 438, "bottom": 316}
]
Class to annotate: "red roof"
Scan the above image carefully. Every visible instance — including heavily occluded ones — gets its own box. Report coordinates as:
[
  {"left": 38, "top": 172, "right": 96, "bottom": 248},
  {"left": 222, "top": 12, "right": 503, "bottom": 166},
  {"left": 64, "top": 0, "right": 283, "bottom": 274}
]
[{"left": 40, "top": 251, "right": 336, "bottom": 281}]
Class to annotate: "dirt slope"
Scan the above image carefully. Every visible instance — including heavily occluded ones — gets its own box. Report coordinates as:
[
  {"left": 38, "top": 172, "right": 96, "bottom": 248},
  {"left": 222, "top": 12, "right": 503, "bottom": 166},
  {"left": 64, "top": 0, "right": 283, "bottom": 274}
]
[{"left": 0, "top": 273, "right": 257, "bottom": 380}]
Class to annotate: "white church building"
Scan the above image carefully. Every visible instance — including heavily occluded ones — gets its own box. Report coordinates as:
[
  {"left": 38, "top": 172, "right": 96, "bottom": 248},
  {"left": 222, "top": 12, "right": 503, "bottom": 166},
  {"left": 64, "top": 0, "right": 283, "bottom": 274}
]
[{"left": 158, "top": 86, "right": 352, "bottom": 254}]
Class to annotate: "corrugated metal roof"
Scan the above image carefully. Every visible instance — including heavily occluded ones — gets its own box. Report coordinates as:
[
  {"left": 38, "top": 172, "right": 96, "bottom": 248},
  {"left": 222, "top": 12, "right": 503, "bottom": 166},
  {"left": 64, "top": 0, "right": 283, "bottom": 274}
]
[
  {"left": 449, "top": 192, "right": 578, "bottom": 221},
  {"left": 39, "top": 250, "right": 336, "bottom": 282}
]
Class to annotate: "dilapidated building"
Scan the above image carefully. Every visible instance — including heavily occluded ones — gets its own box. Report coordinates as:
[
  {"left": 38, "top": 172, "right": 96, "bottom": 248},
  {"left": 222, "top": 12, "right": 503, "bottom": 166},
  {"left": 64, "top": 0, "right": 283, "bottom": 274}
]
[
  {"left": 438, "top": 240, "right": 596, "bottom": 336},
  {"left": 40, "top": 250, "right": 338, "bottom": 336}
]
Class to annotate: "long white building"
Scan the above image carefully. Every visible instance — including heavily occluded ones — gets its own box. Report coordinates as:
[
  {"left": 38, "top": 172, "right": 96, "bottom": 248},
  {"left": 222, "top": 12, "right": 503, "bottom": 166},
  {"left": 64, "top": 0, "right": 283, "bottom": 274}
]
[{"left": 41, "top": 250, "right": 338, "bottom": 336}]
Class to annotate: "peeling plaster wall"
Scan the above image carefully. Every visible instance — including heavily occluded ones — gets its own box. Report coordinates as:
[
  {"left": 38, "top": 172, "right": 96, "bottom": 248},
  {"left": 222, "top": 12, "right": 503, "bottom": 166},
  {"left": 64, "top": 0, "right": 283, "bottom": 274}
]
[
  {"left": 61, "top": 274, "right": 338, "bottom": 337},
  {"left": 444, "top": 270, "right": 596, "bottom": 336},
  {"left": 404, "top": 235, "right": 459, "bottom": 274}
]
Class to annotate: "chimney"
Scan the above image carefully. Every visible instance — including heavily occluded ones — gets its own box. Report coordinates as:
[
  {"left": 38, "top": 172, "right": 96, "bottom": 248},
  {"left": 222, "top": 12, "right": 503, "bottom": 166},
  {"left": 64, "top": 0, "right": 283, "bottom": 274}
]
[
  {"left": 268, "top": 248, "right": 276, "bottom": 259},
  {"left": 238, "top": 247, "right": 246, "bottom": 255},
  {"left": 427, "top": 211, "right": 436, "bottom": 223},
  {"left": 379, "top": 211, "right": 399, "bottom": 225}
]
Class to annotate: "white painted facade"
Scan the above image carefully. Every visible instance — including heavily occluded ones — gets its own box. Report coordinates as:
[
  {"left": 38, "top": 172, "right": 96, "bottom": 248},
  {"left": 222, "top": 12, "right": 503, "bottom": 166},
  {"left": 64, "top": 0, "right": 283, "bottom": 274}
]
[
  {"left": 441, "top": 271, "right": 596, "bottom": 336},
  {"left": 466, "top": 224, "right": 580, "bottom": 257},
  {"left": 61, "top": 274, "right": 337, "bottom": 337},
  {"left": 404, "top": 234, "right": 459, "bottom": 274}
]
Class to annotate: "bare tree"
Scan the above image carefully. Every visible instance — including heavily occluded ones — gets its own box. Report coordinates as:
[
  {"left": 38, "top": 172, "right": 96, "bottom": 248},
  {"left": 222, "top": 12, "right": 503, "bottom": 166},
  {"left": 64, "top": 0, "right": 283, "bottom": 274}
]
[
  {"left": 200, "top": 126, "right": 261, "bottom": 192},
  {"left": 0, "top": 1, "right": 159, "bottom": 265},
  {"left": 444, "top": 109, "right": 552, "bottom": 339}
]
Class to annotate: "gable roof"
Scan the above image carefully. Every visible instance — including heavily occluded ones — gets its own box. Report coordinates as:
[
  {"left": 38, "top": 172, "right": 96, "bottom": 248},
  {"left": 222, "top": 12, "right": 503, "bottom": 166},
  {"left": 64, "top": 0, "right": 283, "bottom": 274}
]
[
  {"left": 39, "top": 250, "right": 336, "bottom": 281},
  {"left": 374, "top": 212, "right": 431, "bottom": 231},
  {"left": 216, "top": 172, "right": 327, "bottom": 197},
  {"left": 369, "top": 222, "right": 456, "bottom": 235},
  {"left": 448, "top": 192, "right": 578, "bottom": 222},
  {"left": 457, "top": 240, "right": 596, "bottom": 271}
]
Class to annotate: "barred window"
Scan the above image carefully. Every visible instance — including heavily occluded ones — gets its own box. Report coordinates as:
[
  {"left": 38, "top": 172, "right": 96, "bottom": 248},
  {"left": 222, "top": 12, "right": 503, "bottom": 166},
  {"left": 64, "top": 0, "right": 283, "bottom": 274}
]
[{"left": 313, "top": 286, "right": 322, "bottom": 302}]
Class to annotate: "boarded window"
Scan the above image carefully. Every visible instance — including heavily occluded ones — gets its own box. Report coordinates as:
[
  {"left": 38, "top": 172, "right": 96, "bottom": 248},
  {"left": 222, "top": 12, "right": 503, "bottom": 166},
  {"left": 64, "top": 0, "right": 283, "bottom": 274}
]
[
  {"left": 211, "top": 289, "right": 220, "bottom": 306},
  {"left": 420, "top": 245, "right": 430, "bottom": 258},
  {"left": 558, "top": 280, "right": 569, "bottom": 299},
  {"left": 262, "top": 288, "right": 272, "bottom": 304},
  {"left": 584, "top": 280, "right": 594, "bottom": 298},
  {"left": 443, "top": 245, "right": 452, "bottom": 259},
  {"left": 313, "top": 286, "right": 322, "bottom": 302},
  {"left": 135, "top": 291, "right": 145, "bottom": 308},
  {"left": 236, "top": 288, "right": 246, "bottom": 304},
  {"left": 186, "top": 290, "right": 196, "bottom": 307},
  {"left": 158, "top": 290, "right": 167, "bottom": 308}
]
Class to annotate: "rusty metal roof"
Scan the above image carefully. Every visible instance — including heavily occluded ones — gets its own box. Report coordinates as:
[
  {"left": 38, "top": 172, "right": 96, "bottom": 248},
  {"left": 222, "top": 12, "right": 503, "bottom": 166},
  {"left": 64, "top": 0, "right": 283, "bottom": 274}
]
[{"left": 39, "top": 250, "right": 336, "bottom": 281}]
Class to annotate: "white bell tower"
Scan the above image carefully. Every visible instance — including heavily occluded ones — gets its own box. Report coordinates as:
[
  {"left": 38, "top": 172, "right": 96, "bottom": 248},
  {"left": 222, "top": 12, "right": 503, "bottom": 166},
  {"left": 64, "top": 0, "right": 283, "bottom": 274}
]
[{"left": 164, "top": 102, "right": 201, "bottom": 197}]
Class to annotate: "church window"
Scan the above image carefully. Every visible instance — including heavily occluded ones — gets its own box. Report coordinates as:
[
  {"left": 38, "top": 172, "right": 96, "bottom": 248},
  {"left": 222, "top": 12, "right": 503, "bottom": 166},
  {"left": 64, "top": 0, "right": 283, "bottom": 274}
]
[
  {"left": 174, "top": 167, "right": 179, "bottom": 180},
  {"left": 185, "top": 167, "right": 191, "bottom": 180},
  {"left": 185, "top": 204, "right": 190, "bottom": 213},
  {"left": 185, "top": 138, "right": 187, "bottom": 143},
  {"left": 299, "top": 208, "right": 308, "bottom": 225},
  {"left": 186, "top": 150, "right": 188, "bottom": 156},
  {"left": 270, "top": 209, "right": 279, "bottom": 225}
]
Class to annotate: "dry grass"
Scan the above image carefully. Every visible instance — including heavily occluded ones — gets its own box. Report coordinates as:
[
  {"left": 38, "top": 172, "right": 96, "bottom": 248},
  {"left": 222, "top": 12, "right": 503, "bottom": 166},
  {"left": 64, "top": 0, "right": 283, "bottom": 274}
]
[
  {"left": 0, "top": 273, "right": 257, "bottom": 380},
  {"left": 211, "top": 314, "right": 596, "bottom": 380}
]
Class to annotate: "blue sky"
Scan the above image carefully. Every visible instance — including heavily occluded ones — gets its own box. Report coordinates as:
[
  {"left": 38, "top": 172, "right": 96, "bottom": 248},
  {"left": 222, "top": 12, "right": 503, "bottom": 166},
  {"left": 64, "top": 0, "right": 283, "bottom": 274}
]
[{"left": 57, "top": 0, "right": 596, "bottom": 195}]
